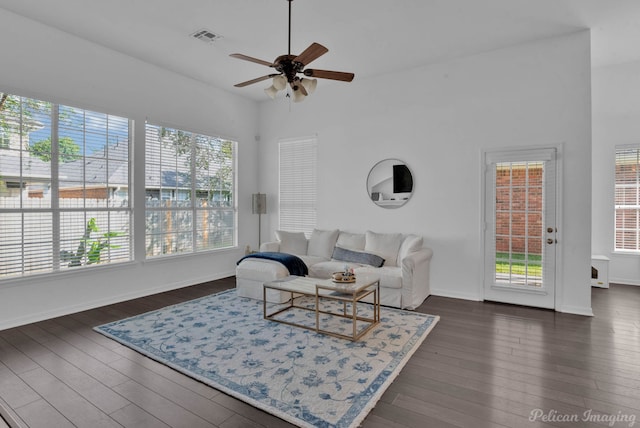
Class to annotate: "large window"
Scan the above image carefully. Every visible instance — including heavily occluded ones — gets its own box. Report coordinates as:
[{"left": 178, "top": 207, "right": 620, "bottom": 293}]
[
  {"left": 0, "top": 92, "right": 132, "bottom": 279},
  {"left": 279, "top": 137, "right": 317, "bottom": 236},
  {"left": 615, "top": 146, "right": 640, "bottom": 252},
  {"left": 145, "top": 124, "right": 236, "bottom": 257}
]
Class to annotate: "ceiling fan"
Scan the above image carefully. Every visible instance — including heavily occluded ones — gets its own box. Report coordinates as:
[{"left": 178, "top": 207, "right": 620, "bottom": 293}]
[{"left": 230, "top": 0, "right": 354, "bottom": 102}]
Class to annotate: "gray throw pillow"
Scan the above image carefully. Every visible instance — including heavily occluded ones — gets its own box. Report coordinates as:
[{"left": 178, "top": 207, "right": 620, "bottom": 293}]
[{"left": 332, "top": 246, "right": 385, "bottom": 268}]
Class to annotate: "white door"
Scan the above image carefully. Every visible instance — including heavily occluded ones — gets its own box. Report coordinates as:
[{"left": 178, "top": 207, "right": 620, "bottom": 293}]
[{"left": 483, "top": 148, "right": 557, "bottom": 309}]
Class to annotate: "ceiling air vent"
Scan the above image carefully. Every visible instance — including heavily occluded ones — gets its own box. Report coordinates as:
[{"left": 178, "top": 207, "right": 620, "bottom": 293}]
[{"left": 191, "top": 29, "right": 223, "bottom": 44}]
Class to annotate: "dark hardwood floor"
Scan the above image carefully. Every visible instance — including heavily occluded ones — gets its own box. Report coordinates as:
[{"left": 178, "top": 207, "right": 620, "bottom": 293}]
[{"left": 0, "top": 279, "right": 638, "bottom": 428}]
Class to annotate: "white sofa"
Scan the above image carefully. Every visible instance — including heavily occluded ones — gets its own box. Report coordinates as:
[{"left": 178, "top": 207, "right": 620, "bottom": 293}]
[{"left": 236, "top": 229, "right": 433, "bottom": 310}]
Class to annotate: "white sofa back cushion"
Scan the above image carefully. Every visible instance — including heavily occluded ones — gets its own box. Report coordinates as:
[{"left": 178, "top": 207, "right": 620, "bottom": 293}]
[
  {"left": 275, "top": 230, "right": 308, "bottom": 255},
  {"left": 364, "top": 231, "right": 403, "bottom": 267},
  {"left": 307, "top": 228, "right": 339, "bottom": 259},
  {"left": 336, "top": 232, "right": 366, "bottom": 251},
  {"left": 397, "top": 234, "right": 424, "bottom": 265}
]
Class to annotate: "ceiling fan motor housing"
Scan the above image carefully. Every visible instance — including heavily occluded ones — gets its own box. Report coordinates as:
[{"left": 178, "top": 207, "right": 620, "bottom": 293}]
[{"left": 274, "top": 55, "right": 305, "bottom": 85}]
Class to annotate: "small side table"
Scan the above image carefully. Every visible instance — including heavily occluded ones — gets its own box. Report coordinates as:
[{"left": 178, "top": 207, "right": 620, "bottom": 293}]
[{"left": 591, "top": 255, "right": 610, "bottom": 288}]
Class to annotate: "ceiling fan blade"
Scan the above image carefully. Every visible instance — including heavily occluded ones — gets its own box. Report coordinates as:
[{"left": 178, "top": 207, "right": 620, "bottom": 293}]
[
  {"left": 303, "top": 69, "right": 355, "bottom": 82},
  {"left": 234, "top": 74, "right": 280, "bottom": 88},
  {"left": 294, "top": 43, "right": 328, "bottom": 66},
  {"left": 229, "top": 53, "right": 274, "bottom": 67}
]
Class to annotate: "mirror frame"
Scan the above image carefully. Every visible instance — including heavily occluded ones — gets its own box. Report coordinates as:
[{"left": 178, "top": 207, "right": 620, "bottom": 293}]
[{"left": 366, "top": 158, "right": 414, "bottom": 209}]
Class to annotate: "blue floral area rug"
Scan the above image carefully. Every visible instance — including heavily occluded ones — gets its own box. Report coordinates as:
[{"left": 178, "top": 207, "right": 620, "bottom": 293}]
[{"left": 94, "top": 289, "right": 439, "bottom": 428}]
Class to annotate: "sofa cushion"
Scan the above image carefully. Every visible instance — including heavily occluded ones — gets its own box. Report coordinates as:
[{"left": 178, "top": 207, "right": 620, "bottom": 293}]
[
  {"left": 364, "top": 231, "right": 403, "bottom": 267},
  {"left": 332, "top": 247, "right": 385, "bottom": 267},
  {"left": 354, "top": 266, "right": 403, "bottom": 289},
  {"left": 397, "top": 234, "right": 424, "bottom": 265},
  {"left": 307, "top": 228, "right": 339, "bottom": 259},
  {"left": 236, "top": 258, "right": 290, "bottom": 282},
  {"left": 275, "top": 230, "right": 308, "bottom": 255},
  {"left": 336, "top": 232, "right": 366, "bottom": 251},
  {"left": 298, "top": 255, "right": 328, "bottom": 269}
]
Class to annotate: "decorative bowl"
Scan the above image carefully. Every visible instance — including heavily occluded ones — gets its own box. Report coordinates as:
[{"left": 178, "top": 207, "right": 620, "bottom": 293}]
[{"left": 331, "top": 272, "right": 356, "bottom": 283}]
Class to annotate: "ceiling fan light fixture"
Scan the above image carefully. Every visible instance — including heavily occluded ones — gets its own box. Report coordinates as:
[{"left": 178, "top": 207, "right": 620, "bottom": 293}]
[
  {"left": 300, "top": 78, "right": 317, "bottom": 94},
  {"left": 229, "top": 0, "right": 354, "bottom": 100},
  {"left": 292, "top": 87, "right": 306, "bottom": 103},
  {"left": 264, "top": 85, "right": 279, "bottom": 99},
  {"left": 273, "top": 75, "right": 287, "bottom": 91}
]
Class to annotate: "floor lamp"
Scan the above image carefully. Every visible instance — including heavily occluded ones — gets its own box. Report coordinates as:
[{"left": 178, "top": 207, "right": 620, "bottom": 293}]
[{"left": 252, "top": 193, "right": 266, "bottom": 250}]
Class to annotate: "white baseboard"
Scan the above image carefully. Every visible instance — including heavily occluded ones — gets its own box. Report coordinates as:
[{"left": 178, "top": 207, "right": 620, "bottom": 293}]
[
  {"left": 430, "top": 287, "right": 482, "bottom": 302},
  {"left": 557, "top": 305, "right": 594, "bottom": 317},
  {"left": 0, "top": 270, "right": 236, "bottom": 331},
  {"left": 431, "top": 287, "right": 594, "bottom": 317},
  {"left": 609, "top": 277, "right": 640, "bottom": 286}
]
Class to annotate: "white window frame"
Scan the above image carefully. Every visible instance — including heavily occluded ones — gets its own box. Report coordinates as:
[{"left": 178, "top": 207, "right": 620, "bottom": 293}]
[
  {"left": 615, "top": 145, "right": 640, "bottom": 253},
  {"left": 0, "top": 92, "right": 133, "bottom": 281},
  {"left": 278, "top": 136, "right": 318, "bottom": 236},
  {"left": 144, "top": 123, "right": 237, "bottom": 257}
]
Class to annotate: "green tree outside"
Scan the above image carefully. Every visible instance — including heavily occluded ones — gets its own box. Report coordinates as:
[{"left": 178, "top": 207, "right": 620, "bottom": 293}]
[{"left": 30, "top": 136, "right": 81, "bottom": 163}]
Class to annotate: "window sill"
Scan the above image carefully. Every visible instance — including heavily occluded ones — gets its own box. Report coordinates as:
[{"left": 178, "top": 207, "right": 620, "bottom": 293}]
[
  {"left": 491, "top": 284, "right": 548, "bottom": 295},
  {"left": 0, "top": 261, "right": 138, "bottom": 290},
  {"left": 612, "top": 250, "right": 640, "bottom": 257},
  {"left": 143, "top": 246, "right": 240, "bottom": 264}
]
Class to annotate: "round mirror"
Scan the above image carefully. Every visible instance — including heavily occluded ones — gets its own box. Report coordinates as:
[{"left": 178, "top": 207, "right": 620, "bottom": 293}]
[{"left": 366, "top": 159, "right": 414, "bottom": 208}]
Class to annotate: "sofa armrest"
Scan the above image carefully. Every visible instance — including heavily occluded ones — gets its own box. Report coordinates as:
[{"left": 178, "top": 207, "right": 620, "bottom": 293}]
[
  {"left": 260, "top": 241, "right": 280, "bottom": 252},
  {"left": 400, "top": 248, "right": 433, "bottom": 310}
]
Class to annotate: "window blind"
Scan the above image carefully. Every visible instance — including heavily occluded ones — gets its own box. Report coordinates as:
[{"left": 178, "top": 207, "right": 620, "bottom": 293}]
[
  {"left": 144, "top": 123, "right": 236, "bottom": 257},
  {"left": 279, "top": 137, "right": 317, "bottom": 236},
  {"left": 485, "top": 148, "right": 556, "bottom": 292},
  {"left": 615, "top": 146, "right": 640, "bottom": 252},
  {"left": 0, "top": 92, "right": 132, "bottom": 280},
  {"left": 492, "top": 160, "right": 545, "bottom": 287}
]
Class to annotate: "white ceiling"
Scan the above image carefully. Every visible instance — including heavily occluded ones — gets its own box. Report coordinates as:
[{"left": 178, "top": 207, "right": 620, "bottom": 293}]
[{"left": 2, "top": 0, "right": 640, "bottom": 101}]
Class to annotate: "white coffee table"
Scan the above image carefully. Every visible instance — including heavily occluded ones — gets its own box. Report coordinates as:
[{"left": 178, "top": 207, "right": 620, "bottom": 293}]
[{"left": 263, "top": 274, "right": 380, "bottom": 341}]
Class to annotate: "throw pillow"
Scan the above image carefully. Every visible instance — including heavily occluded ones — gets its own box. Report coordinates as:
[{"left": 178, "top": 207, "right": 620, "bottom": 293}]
[
  {"left": 275, "top": 230, "right": 308, "bottom": 255},
  {"left": 332, "top": 247, "right": 385, "bottom": 268},
  {"left": 307, "top": 229, "right": 340, "bottom": 259},
  {"left": 364, "top": 231, "right": 403, "bottom": 267},
  {"left": 336, "top": 232, "right": 366, "bottom": 251},
  {"left": 397, "top": 234, "right": 424, "bottom": 265}
]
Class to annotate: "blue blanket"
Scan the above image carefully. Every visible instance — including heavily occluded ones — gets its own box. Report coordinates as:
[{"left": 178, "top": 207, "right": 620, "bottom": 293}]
[{"left": 237, "top": 252, "right": 308, "bottom": 276}]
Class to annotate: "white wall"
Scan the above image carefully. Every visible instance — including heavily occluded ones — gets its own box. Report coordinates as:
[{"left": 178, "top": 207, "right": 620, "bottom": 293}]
[
  {"left": 0, "top": 9, "right": 259, "bottom": 329},
  {"left": 258, "top": 31, "right": 593, "bottom": 315},
  {"left": 592, "top": 60, "right": 640, "bottom": 285}
]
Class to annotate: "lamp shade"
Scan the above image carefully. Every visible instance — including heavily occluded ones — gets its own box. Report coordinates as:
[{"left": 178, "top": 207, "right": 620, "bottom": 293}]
[
  {"left": 292, "top": 87, "right": 306, "bottom": 103},
  {"left": 252, "top": 193, "right": 266, "bottom": 214},
  {"left": 264, "top": 85, "right": 278, "bottom": 99},
  {"left": 273, "top": 75, "right": 287, "bottom": 91},
  {"left": 300, "top": 78, "right": 317, "bottom": 94}
]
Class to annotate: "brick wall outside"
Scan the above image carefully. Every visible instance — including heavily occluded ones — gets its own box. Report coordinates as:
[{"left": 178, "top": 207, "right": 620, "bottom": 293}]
[
  {"left": 60, "top": 187, "right": 109, "bottom": 199},
  {"left": 28, "top": 187, "right": 109, "bottom": 199},
  {"left": 495, "top": 164, "right": 543, "bottom": 255}
]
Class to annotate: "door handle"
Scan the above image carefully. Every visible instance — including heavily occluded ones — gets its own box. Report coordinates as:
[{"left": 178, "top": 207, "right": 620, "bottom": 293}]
[{"left": 546, "top": 238, "right": 556, "bottom": 244}]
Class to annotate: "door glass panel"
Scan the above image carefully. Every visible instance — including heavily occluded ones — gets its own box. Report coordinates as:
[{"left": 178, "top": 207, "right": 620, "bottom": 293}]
[{"left": 494, "top": 161, "right": 544, "bottom": 288}]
